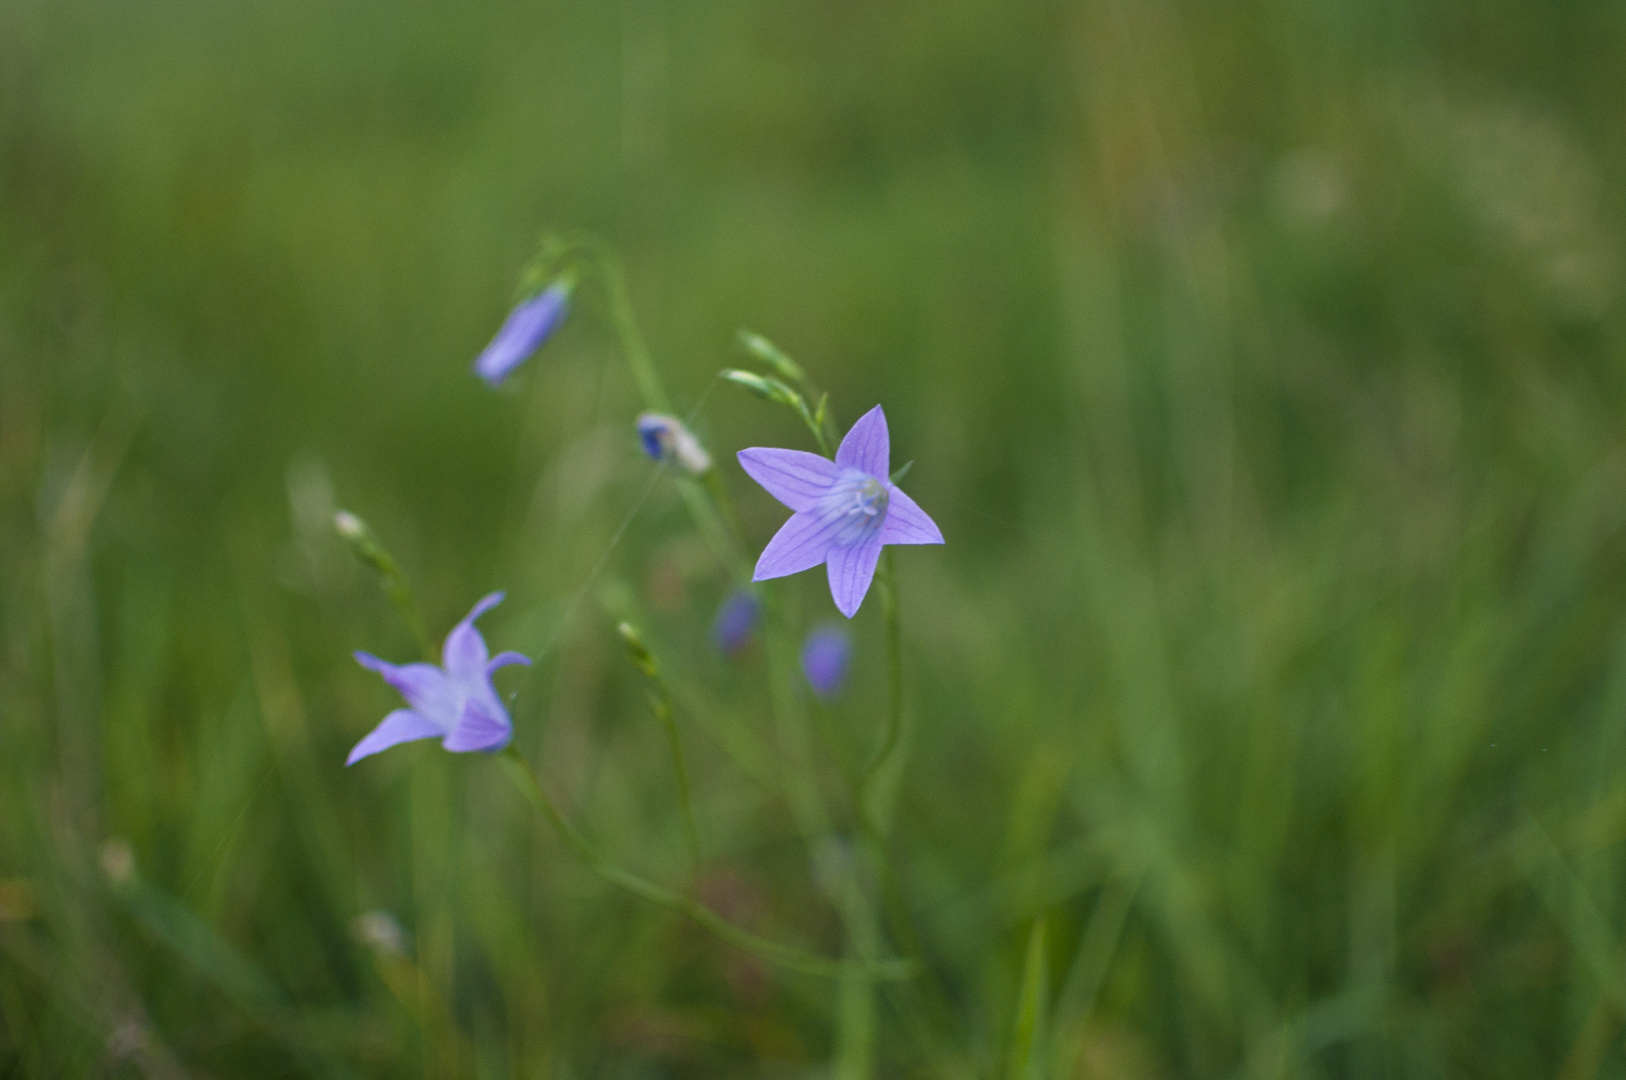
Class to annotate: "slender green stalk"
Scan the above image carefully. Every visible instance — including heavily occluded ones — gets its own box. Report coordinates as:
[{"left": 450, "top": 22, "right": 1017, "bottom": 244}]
[
  {"left": 556, "top": 233, "right": 671, "bottom": 414},
  {"left": 1007, "top": 916, "right": 1050, "bottom": 1080},
  {"left": 850, "top": 549, "right": 962, "bottom": 1059},
  {"left": 861, "top": 549, "right": 905, "bottom": 820},
  {"left": 495, "top": 749, "right": 912, "bottom": 982},
  {"left": 677, "top": 476, "right": 741, "bottom": 567},
  {"left": 835, "top": 854, "right": 880, "bottom": 1080},
  {"left": 333, "top": 511, "right": 431, "bottom": 658},
  {"left": 617, "top": 622, "right": 701, "bottom": 874},
  {"left": 702, "top": 468, "right": 746, "bottom": 551},
  {"left": 651, "top": 687, "right": 701, "bottom": 873}
]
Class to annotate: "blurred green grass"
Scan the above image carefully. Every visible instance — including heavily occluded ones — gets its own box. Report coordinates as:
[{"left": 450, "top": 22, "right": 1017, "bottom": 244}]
[{"left": 5, "top": 0, "right": 1626, "bottom": 1075}]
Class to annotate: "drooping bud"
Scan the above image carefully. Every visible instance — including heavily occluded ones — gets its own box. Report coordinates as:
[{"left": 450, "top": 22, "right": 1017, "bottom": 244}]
[
  {"left": 474, "top": 277, "right": 574, "bottom": 387},
  {"left": 636, "top": 412, "right": 713, "bottom": 474}
]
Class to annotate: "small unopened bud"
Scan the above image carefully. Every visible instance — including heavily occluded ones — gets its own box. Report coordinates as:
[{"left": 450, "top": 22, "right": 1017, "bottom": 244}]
[
  {"left": 711, "top": 589, "right": 762, "bottom": 655},
  {"left": 617, "top": 622, "right": 660, "bottom": 679},
  {"left": 737, "top": 330, "right": 807, "bottom": 383},
  {"left": 351, "top": 910, "right": 407, "bottom": 957},
  {"left": 333, "top": 510, "right": 366, "bottom": 543},
  {"left": 333, "top": 509, "right": 397, "bottom": 578},
  {"left": 636, "top": 413, "right": 712, "bottom": 474},
  {"left": 721, "top": 369, "right": 803, "bottom": 410},
  {"left": 801, "top": 625, "right": 852, "bottom": 701},
  {"left": 100, "top": 838, "right": 136, "bottom": 887}
]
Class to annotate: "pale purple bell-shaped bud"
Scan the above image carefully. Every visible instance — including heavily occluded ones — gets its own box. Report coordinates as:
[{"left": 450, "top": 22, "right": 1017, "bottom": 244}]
[{"left": 474, "top": 281, "right": 572, "bottom": 386}]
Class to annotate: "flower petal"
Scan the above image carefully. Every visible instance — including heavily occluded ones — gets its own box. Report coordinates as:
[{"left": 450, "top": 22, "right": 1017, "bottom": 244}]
[
  {"left": 826, "top": 529, "right": 885, "bottom": 618},
  {"left": 486, "top": 651, "right": 531, "bottom": 676},
  {"left": 347, "top": 709, "right": 445, "bottom": 765},
  {"left": 354, "top": 653, "right": 460, "bottom": 728},
  {"left": 443, "top": 592, "right": 505, "bottom": 679},
  {"left": 737, "top": 448, "right": 843, "bottom": 512},
  {"left": 881, "top": 486, "right": 944, "bottom": 546},
  {"left": 753, "top": 508, "right": 845, "bottom": 581},
  {"left": 442, "top": 696, "right": 512, "bottom": 753},
  {"left": 835, "top": 405, "right": 889, "bottom": 480}
]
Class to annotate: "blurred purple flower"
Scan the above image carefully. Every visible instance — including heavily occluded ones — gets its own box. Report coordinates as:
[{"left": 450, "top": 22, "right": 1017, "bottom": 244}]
[
  {"left": 712, "top": 588, "right": 762, "bottom": 654},
  {"left": 801, "top": 625, "right": 851, "bottom": 700},
  {"left": 738, "top": 405, "right": 943, "bottom": 618},
  {"left": 474, "top": 282, "right": 571, "bottom": 386},
  {"left": 348, "top": 592, "right": 530, "bottom": 765}
]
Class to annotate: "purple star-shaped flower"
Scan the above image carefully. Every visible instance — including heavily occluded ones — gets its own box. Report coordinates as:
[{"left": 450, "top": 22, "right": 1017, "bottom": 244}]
[
  {"left": 347, "top": 592, "right": 531, "bottom": 765},
  {"left": 474, "top": 283, "right": 571, "bottom": 387},
  {"left": 738, "top": 405, "right": 943, "bottom": 618}
]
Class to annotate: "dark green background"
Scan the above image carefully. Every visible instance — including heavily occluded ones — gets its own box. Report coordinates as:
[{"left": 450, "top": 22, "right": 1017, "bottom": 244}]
[{"left": 5, "top": 0, "right": 1626, "bottom": 1075}]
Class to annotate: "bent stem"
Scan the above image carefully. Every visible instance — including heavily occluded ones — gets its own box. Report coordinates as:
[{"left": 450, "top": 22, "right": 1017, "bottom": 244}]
[
  {"left": 559, "top": 234, "right": 671, "bottom": 414},
  {"left": 560, "top": 234, "right": 749, "bottom": 571},
  {"left": 495, "top": 748, "right": 912, "bottom": 982}
]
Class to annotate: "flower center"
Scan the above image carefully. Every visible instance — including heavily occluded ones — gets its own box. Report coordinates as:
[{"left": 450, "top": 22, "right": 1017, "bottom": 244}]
[
  {"left": 847, "top": 477, "right": 888, "bottom": 519},
  {"left": 823, "top": 472, "right": 889, "bottom": 547}
]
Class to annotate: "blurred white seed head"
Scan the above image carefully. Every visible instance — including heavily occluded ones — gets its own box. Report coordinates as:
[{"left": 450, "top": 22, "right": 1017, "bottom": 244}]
[
  {"left": 100, "top": 838, "right": 135, "bottom": 887},
  {"left": 333, "top": 510, "right": 366, "bottom": 542},
  {"left": 106, "top": 1018, "right": 148, "bottom": 1059},
  {"left": 351, "top": 910, "right": 407, "bottom": 957}
]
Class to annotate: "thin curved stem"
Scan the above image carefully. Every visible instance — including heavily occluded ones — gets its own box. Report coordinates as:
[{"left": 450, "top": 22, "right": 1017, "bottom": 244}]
[
  {"left": 496, "top": 749, "right": 913, "bottom": 982},
  {"left": 556, "top": 233, "right": 671, "bottom": 414}
]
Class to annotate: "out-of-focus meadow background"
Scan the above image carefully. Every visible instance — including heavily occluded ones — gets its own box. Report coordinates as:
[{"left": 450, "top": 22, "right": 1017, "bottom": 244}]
[{"left": 5, "top": 0, "right": 1626, "bottom": 1075}]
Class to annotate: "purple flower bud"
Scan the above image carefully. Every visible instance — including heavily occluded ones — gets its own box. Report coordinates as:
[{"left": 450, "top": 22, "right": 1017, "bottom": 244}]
[
  {"left": 637, "top": 412, "right": 713, "bottom": 474},
  {"left": 474, "top": 281, "right": 572, "bottom": 386},
  {"left": 712, "top": 589, "right": 762, "bottom": 654},
  {"left": 801, "top": 624, "right": 851, "bottom": 701}
]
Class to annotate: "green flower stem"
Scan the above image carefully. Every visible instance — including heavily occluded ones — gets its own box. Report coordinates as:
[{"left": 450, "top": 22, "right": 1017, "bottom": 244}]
[
  {"left": 702, "top": 468, "right": 747, "bottom": 552},
  {"left": 862, "top": 549, "right": 905, "bottom": 815},
  {"left": 564, "top": 235, "right": 671, "bottom": 415},
  {"left": 554, "top": 235, "right": 751, "bottom": 573},
  {"left": 850, "top": 549, "right": 961, "bottom": 1056},
  {"left": 495, "top": 748, "right": 913, "bottom": 982},
  {"left": 333, "top": 511, "right": 432, "bottom": 660},
  {"left": 835, "top": 862, "right": 881, "bottom": 1080},
  {"left": 653, "top": 689, "right": 701, "bottom": 875},
  {"left": 677, "top": 475, "right": 742, "bottom": 569}
]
